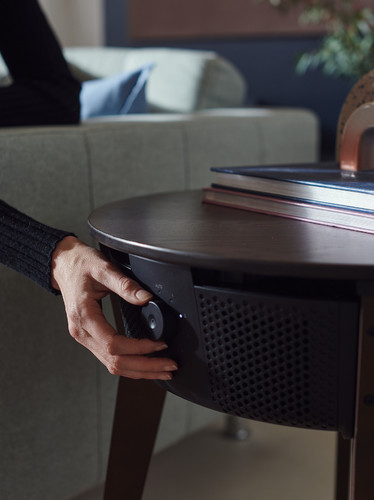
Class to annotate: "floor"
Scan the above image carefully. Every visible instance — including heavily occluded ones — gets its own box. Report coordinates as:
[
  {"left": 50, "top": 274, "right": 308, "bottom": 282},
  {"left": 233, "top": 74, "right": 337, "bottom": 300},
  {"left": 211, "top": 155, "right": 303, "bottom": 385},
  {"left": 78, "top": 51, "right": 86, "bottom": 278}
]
[{"left": 73, "top": 416, "right": 337, "bottom": 500}]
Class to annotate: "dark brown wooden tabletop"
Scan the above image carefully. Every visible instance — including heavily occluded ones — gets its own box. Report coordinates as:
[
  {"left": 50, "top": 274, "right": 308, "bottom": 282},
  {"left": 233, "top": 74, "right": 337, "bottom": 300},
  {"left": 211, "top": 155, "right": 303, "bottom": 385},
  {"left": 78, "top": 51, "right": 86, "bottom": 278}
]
[{"left": 88, "top": 190, "right": 374, "bottom": 281}]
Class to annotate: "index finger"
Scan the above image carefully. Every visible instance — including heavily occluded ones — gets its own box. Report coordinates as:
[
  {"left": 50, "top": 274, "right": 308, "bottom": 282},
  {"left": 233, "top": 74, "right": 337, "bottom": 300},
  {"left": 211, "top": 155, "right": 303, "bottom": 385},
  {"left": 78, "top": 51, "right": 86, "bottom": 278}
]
[{"left": 94, "top": 259, "right": 153, "bottom": 305}]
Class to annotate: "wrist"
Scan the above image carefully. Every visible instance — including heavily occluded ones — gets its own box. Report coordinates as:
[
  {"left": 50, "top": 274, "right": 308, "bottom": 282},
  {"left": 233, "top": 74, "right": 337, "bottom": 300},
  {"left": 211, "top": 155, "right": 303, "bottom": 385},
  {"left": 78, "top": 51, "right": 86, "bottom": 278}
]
[{"left": 51, "top": 235, "right": 80, "bottom": 291}]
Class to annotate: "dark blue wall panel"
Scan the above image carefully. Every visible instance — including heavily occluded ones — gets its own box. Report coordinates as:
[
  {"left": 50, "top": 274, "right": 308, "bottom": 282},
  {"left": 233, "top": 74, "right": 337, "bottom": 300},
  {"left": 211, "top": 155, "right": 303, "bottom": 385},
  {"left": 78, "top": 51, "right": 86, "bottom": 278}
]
[{"left": 105, "top": 0, "right": 128, "bottom": 46}]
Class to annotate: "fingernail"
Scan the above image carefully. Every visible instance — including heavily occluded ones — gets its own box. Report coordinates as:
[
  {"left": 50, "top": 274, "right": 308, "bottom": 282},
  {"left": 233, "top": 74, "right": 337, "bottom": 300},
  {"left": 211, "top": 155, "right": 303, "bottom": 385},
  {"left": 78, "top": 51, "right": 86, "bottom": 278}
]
[
  {"left": 135, "top": 289, "right": 153, "bottom": 301},
  {"left": 164, "top": 364, "right": 178, "bottom": 371},
  {"left": 160, "top": 374, "right": 172, "bottom": 381},
  {"left": 154, "top": 343, "right": 168, "bottom": 351}
]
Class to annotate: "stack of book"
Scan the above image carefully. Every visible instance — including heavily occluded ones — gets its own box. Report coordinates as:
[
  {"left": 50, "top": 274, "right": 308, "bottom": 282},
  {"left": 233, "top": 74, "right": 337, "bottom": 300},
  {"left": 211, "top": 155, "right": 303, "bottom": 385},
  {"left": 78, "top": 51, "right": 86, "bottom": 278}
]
[{"left": 202, "top": 161, "right": 374, "bottom": 234}]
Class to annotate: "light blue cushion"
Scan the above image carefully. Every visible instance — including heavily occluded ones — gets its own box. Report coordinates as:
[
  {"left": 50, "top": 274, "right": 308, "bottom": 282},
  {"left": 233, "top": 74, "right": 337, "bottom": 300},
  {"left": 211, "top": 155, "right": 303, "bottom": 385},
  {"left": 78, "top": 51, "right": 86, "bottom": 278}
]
[{"left": 80, "top": 64, "right": 153, "bottom": 119}]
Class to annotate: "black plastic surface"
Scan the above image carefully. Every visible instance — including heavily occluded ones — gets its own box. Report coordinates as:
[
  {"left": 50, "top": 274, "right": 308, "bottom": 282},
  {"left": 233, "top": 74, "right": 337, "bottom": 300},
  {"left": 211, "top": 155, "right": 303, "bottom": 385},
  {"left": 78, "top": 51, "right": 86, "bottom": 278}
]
[{"left": 108, "top": 249, "right": 359, "bottom": 437}]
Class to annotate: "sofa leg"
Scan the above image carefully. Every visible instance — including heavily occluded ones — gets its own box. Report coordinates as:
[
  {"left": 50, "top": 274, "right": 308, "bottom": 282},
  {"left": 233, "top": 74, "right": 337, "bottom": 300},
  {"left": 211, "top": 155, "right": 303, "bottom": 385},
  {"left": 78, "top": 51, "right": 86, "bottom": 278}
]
[{"left": 223, "top": 415, "right": 250, "bottom": 441}]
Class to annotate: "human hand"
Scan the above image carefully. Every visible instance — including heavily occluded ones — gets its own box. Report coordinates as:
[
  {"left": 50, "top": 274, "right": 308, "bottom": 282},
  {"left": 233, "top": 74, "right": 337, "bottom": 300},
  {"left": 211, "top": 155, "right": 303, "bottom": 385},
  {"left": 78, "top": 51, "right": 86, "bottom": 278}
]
[{"left": 51, "top": 236, "right": 177, "bottom": 380}]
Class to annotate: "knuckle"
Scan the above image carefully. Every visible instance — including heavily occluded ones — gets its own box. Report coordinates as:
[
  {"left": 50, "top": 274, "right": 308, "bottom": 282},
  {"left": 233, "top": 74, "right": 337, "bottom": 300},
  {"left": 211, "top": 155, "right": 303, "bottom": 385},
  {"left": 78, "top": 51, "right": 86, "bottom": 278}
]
[
  {"left": 107, "top": 356, "right": 122, "bottom": 376},
  {"left": 107, "top": 365, "right": 118, "bottom": 376},
  {"left": 107, "top": 364, "right": 119, "bottom": 376},
  {"left": 118, "top": 276, "right": 134, "bottom": 295},
  {"left": 69, "top": 325, "right": 83, "bottom": 343},
  {"left": 105, "top": 338, "right": 118, "bottom": 356},
  {"left": 95, "top": 260, "right": 112, "bottom": 281},
  {"left": 67, "top": 307, "right": 87, "bottom": 344}
]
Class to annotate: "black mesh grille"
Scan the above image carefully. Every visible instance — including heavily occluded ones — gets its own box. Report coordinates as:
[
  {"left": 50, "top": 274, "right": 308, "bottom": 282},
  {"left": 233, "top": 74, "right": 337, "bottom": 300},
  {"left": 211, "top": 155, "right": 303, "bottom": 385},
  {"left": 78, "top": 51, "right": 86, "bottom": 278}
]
[
  {"left": 195, "top": 286, "right": 339, "bottom": 429},
  {"left": 120, "top": 299, "right": 148, "bottom": 339}
]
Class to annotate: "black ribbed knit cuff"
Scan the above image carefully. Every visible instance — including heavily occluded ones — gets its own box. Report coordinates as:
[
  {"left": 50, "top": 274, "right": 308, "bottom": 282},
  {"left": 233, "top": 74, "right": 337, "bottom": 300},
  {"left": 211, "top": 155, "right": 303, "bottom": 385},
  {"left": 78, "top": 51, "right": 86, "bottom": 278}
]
[{"left": 0, "top": 200, "right": 75, "bottom": 294}]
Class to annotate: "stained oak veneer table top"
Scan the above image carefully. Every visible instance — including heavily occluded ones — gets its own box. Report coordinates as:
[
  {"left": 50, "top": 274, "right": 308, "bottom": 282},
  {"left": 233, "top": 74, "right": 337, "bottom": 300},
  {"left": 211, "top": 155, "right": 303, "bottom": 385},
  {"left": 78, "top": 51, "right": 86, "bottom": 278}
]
[{"left": 89, "top": 190, "right": 374, "bottom": 282}]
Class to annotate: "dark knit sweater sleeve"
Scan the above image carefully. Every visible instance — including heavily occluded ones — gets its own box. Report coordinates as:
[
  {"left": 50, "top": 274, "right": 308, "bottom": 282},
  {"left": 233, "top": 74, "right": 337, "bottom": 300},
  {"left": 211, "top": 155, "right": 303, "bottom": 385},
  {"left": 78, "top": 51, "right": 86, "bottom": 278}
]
[{"left": 0, "top": 200, "right": 74, "bottom": 294}]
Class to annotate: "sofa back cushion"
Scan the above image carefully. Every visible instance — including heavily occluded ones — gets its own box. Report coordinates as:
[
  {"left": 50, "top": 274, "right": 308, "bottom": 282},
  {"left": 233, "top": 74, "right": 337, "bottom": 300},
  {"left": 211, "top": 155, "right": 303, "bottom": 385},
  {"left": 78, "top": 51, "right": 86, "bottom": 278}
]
[{"left": 64, "top": 47, "right": 247, "bottom": 113}]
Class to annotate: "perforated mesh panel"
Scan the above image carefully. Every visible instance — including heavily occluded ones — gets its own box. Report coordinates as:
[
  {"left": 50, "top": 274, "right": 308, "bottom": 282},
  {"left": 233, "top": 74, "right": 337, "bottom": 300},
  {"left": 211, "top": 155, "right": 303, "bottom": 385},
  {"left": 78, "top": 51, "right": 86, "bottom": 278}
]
[
  {"left": 120, "top": 299, "right": 148, "bottom": 339},
  {"left": 195, "top": 286, "right": 340, "bottom": 429}
]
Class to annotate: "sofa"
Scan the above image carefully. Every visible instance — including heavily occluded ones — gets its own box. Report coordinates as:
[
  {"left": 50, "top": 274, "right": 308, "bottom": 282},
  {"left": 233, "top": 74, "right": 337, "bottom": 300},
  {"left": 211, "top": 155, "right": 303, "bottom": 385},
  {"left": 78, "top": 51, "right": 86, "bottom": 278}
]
[{"left": 0, "top": 47, "right": 319, "bottom": 500}]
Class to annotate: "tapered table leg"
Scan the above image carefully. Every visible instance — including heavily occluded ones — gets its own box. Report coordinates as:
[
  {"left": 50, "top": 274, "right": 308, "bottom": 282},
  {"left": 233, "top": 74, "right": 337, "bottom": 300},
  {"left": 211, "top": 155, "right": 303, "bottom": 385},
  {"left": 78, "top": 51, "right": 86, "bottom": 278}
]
[
  {"left": 104, "top": 376, "right": 166, "bottom": 500},
  {"left": 103, "top": 278, "right": 167, "bottom": 500},
  {"left": 349, "top": 297, "right": 374, "bottom": 500},
  {"left": 335, "top": 434, "right": 350, "bottom": 500}
]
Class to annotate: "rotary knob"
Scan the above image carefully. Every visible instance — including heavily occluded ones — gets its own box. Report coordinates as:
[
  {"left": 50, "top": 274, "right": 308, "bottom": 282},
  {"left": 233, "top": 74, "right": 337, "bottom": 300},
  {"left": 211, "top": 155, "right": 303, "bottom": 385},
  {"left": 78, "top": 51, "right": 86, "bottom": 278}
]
[{"left": 141, "top": 299, "right": 175, "bottom": 341}]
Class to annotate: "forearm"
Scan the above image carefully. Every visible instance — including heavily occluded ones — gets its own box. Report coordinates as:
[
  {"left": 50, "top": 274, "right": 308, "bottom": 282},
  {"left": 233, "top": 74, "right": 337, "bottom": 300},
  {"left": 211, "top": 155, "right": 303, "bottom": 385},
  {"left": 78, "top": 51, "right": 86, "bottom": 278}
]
[{"left": 0, "top": 200, "right": 73, "bottom": 294}]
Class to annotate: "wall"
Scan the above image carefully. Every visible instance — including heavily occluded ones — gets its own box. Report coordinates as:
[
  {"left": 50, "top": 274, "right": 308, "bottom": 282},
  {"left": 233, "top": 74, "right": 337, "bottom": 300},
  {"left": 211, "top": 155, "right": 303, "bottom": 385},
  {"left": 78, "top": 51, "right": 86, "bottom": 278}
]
[
  {"left": 161, "top": 37, "right": 353, "bottom": 160},
  {"left": 39, "top": 0, "right": 105, "bottom": 47},
  {"left": 128, "top": 0, "right": 323, "bottom": 39},
  {"left": 104, "top": 1, "right": 353, "bottom": 160},
  {"left": 36, "top": 0, "right": 356, "bottom": 158}
]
